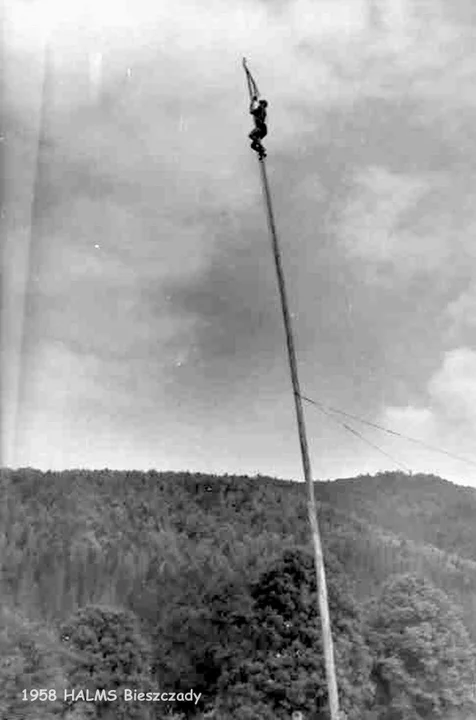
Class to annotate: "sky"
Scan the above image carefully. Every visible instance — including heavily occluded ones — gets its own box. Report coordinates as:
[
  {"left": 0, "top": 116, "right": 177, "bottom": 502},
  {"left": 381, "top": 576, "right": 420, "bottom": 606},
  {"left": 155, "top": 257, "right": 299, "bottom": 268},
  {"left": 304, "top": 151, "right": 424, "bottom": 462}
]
[{"left": 2, "top": 0, "right": 476, "bottom": 485}]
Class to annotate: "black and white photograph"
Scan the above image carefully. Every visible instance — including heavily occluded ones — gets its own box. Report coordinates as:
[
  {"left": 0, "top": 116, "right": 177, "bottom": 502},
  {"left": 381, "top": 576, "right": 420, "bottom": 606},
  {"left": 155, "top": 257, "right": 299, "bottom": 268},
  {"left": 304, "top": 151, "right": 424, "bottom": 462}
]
[{"left": 2, "top": 0, "right": 476, "bottom": 717}]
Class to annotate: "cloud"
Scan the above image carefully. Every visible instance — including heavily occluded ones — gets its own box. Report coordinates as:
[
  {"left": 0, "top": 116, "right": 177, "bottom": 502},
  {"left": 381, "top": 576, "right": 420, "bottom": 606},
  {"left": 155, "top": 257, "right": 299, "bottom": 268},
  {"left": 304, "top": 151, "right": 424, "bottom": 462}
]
[
  {"left": 336, "top": 155, "right": 476, "bottom": 286},
  {"left": 5, "top": 0, "right": 476, "bottom": 479},
  {"left": 6, "top": 0, "right": 452, "bottom": 143},
  {"left": 337, "top": 166, "right": 435, "bottom": 282},
  {"left": 383, "top": 405, "right": 436, "bottom": 435},
  {"left": 428, "top": 347, "right": 476, "bottom": 426},
  {"left": 383, "top": 348, "right": 476, "bottom": 432},
  {"left": 446, "top": 284, "right": 476, "bottom": 343},
  {"left": 377, "top": 348, "right": 476, "bottom": 483}
]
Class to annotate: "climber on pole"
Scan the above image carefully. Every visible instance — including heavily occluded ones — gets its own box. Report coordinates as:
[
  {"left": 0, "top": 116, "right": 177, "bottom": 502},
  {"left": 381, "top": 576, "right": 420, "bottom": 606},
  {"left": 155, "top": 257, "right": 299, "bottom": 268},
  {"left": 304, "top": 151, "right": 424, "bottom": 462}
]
[
  {"left": 243, "top": 58, "right": 268, "bottom": 159},
  {"left": 240, "top": 58, "right": 343, "bottom": 720},
  {"left": 249, "top": 94, "right": 268, "bottom": 159}
]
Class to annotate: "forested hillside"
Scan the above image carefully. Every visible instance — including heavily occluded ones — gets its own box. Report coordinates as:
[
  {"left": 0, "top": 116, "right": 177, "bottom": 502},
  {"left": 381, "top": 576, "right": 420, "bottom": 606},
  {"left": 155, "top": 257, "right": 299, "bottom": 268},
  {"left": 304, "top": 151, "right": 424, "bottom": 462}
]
[
  {"left": 317, "top": 472, "right": 476, "bottom": 562},
  {"left": 1, "top": 468, "right": 476, "bottom": 719}
]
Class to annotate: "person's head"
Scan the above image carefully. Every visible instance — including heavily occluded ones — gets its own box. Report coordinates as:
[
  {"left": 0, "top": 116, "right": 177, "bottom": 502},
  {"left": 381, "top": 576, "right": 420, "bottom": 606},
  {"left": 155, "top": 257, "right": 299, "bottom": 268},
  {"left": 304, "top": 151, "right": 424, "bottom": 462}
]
[{"left": 259, "top": 99, "right": 268, "bottom": 107}]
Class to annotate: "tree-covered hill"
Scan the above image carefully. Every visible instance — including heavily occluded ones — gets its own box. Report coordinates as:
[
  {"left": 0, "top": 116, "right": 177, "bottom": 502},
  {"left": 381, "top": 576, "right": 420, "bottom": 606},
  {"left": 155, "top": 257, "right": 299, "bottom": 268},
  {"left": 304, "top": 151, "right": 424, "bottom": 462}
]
[
  {"left": 316, "top": 471, "right": 476, "bottom": 563},
  {"left": 1, "top": 467, "right": 476, "bottom": 719}
]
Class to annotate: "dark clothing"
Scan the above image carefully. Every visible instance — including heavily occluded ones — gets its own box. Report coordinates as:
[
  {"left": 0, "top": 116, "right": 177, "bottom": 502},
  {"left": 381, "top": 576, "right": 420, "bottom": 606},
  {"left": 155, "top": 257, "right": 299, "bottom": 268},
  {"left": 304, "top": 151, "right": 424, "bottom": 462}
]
[
  {"left": 249, "top": 124, "right": 267, "bottom": 142},
  {"left": 249, "top": 98, "right": 268, "bottom": 157},
  {"left": 250, "top": 102, "right": 267, "bottom": 125},
  {"left": 249, "top": 126, "right": 267, "bottom": 156}
]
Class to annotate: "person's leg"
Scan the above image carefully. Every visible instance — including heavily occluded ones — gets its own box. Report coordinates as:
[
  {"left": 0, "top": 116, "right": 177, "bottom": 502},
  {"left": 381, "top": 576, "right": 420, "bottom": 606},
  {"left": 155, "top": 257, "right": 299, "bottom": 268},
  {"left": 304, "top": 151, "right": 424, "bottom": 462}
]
[
  {"left": 249, "top": 127, "right": 266, "bottom": 156},
  {"left": 250, "top": 128, "right": 260, "bottom": 151},
  {"left": 257, "top": 126, "right": 267, "bottom": 157}
]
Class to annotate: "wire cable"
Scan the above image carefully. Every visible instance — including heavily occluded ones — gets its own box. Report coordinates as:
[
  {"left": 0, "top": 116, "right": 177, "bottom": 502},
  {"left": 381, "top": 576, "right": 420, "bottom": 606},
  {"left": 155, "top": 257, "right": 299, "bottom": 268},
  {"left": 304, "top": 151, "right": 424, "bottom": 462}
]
[
  {"left": 306, "top": 398, "right": 412, "bottom": 473},
  {"left": 300, "top": 394, "right": 476, "bottom": 470}
]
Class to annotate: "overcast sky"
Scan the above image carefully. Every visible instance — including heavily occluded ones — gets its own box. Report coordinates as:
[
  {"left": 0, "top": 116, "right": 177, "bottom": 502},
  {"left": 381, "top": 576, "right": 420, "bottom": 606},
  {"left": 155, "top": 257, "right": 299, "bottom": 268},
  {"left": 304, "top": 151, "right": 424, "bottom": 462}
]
[{"left": 3, "top": 0, "right": 476, "bottom": 485}]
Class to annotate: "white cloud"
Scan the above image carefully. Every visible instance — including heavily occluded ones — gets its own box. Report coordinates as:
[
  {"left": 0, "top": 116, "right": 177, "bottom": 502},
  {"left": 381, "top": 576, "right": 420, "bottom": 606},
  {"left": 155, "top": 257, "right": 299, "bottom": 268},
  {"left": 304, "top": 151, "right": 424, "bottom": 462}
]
[
  {"left": 5, "top": 0, "right": 451, "bottom": 124},
  {"left": 382, "top": 348, "right": 476, "bottom": 431},
  {"left": 377, "top": 348, "right": 476, "bottom": 484},
  {"left": 383, "top": 405, "right": 436, "bottom": 435},
  {"left": 428, "top": 347, "right": 476, "bottom": 425}
]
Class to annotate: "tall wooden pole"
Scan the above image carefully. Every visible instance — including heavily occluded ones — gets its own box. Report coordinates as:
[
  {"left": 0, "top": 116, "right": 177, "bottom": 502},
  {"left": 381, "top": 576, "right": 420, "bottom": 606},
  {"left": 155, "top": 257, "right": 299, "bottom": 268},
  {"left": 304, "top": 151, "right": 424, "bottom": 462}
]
[{"left": 243, "top": 59, "right": 341, "bottom": 720}]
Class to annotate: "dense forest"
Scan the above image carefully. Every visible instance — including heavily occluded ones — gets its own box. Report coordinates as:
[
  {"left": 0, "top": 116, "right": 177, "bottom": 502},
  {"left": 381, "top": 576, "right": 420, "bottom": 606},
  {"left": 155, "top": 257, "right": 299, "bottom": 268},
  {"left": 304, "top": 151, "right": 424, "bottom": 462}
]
[{"left": 1, "top": 467, "right": 476, "bottom": 719}]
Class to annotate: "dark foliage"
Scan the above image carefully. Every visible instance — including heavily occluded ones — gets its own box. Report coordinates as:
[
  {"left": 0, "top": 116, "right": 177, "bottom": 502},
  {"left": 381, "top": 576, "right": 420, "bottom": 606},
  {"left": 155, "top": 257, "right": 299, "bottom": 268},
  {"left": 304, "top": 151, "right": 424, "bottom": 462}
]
[
  {"left": 213, "top": 548, "right": 374, "bottom": 719},
  {"left": 2, "top": 467, "right": 476, "bottom": 719},
  {"left": 366, "top": 573, "right": 476, "bottom": 720},
  {"left": 59, "top": 605, "right": 153, "bottom": 719}
]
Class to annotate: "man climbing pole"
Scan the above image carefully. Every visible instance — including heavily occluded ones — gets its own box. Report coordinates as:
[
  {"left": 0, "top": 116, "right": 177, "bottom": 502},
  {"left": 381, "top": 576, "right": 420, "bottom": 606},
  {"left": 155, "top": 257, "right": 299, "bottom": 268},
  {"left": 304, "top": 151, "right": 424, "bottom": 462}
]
[
  {"left": 241, "top": 58, "right": 342, "bottom": 720},
  {"left": 243, "top": 58, "right": 268, "bottom": 160},
  {"left": 249, "top": 95, "right": 268, "bottom": 159}
]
